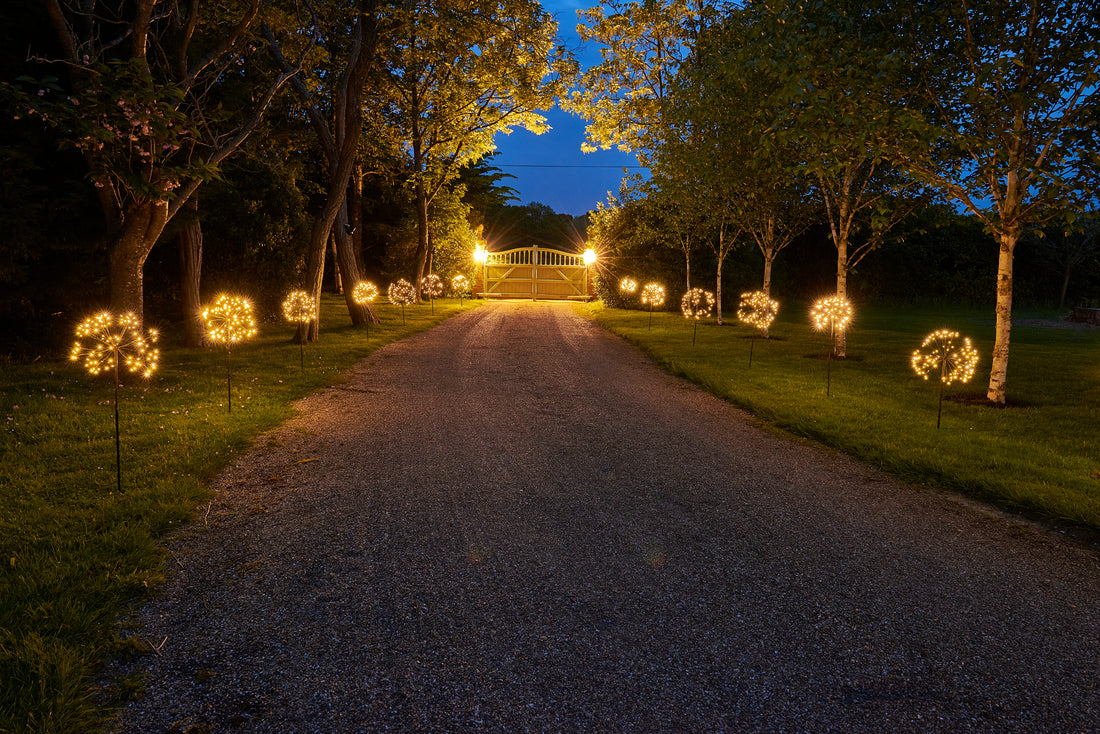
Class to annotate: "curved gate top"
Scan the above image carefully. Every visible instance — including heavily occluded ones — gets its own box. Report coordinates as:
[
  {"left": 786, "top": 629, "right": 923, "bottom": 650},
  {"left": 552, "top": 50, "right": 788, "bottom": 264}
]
[{"left": 476, "top": 245, "right": 593, "bottom": 300}]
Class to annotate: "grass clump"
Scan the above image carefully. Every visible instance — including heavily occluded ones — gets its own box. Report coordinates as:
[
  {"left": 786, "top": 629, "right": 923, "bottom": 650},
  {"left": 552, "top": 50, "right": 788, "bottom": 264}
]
[
  {"left": 0, "top": 295, "right": 474, "bottom": 733},
  {"left": 586, "top": 302, "right": 1100, "bottom": 531}
]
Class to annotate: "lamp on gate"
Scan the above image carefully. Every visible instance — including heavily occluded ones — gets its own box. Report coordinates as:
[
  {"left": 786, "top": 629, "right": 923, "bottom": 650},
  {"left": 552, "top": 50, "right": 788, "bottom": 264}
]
[
  {"left": 582, "top": 247, "right": 597, "bottom": 296},
  {"left": 474, "top": 242, "right": 488, "bottom": 297}
]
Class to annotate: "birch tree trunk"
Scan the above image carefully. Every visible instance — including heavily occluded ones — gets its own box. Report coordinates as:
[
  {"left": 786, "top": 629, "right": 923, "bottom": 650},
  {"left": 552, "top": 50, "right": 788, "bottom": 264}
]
[
  {"left": 987, "top": 232, "right": 1018, "bottom": 404},
  {"left": 178, "top": 199, "right": 206, "bottom": 347}
]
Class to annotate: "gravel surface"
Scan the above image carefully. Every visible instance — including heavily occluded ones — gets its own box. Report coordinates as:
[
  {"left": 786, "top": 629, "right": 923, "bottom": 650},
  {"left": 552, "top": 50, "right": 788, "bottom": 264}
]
[{"left": 110, "top": 301, "right": 1100, "bottom": 733}]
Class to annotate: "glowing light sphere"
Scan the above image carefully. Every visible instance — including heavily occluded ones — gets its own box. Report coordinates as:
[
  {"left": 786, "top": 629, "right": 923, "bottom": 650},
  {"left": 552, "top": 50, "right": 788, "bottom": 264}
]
[
  {"left": 473, "top": 244, "right": 488, "bottom": 263},
  {"left": 641, "top": 283, "right": 666, "bottom": 308},
  {"left": 70, "top": 311, "right": 160, "bottom": 378},
  {"left": 738, "top": 290, "right": 779, "bottom": 331},
  {"left": 811, "top": 295, "right": 853, "bottom": 333},
  {"left": 620, "top": 277, "right": 638, "bottom": 295},
  {"left": 203, "top": 294, "right": 257, "bottom": 345},
  {"left": 282, "top": 290, "right": 315, "bottom": 324},
  {"left": 352, "top": 280, "right": 378, "bottom": 305},
  {"left": 681, "top": 288, "right": 716, "bottom": 320},
  {"left": 388, "top": 279, "right": 416, "bottom": 306},
  {"left": 451, "top": 274, "right": 470, "bottom": 295},
  {"left": 583, "top": 248, "right": 597, "bottom": 266},
  {"left": 420, "top": 274, "right": 444, "bottom": 300},
  {"left": 911, "top": 329, "right": 980, "bottom": 385}
]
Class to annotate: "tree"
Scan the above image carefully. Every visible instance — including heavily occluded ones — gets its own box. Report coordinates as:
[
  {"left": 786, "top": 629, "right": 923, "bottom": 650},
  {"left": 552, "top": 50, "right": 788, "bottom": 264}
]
[
  {"left": 265, "top": 0, "right": 384, "bottom": 342},
  {"left": 749, "top": 0, "right": 929, "bottom": 355},
  {"left": 891, "top": 0, "right": 1100, "bottom": 403},
  {"left": 8, "top": 1, "right": 304, "bottom": 326},
  {"left": 380, "top": 0, "right": 572, "bottom": 299},
  {"left": 566, "top": 0, "right": 702, "bottom": 165}
]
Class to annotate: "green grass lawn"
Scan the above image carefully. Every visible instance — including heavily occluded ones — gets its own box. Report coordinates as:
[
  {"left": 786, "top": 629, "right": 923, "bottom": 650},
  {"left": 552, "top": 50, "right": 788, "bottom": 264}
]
[
  {"left": 0, "top": 295, "right": 475, "bottom": 733},
  {"left": 587, "top": 301, "right": 1100, "bottom": 533}
]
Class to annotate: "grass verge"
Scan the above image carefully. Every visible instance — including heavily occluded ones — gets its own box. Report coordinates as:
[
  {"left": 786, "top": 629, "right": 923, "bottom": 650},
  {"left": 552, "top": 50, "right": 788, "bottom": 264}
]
[
  {"left": 0, "top": 295, "right": 475, "bottom": 733},
  {"left": 586, "top": 301, "right": 1100, "bottom": 533}
]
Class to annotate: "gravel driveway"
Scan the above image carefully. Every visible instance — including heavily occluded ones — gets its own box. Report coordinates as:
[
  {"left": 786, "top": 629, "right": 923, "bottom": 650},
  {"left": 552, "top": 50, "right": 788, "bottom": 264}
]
[{"left": 110, "top": 301, "right": 1100, "bottom": 733}]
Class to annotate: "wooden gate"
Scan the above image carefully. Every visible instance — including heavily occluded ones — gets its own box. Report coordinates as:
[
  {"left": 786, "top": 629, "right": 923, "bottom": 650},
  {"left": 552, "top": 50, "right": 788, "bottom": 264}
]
[{"left": 479, "top": 245, "right": 591, "bottom": 300}]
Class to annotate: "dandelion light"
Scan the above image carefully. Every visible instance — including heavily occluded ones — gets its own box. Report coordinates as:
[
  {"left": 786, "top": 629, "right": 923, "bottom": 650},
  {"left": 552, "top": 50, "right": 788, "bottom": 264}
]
[
  {"left": 810, "top": 295, "right": 853, "bottom": 396},
  {"left": 352, "top": 281, "right": 378, "bottom": 305},
  {"left": 641, "top": 283, "right": 665, "bottom": 329},
  {"left": 420, "top": 274, "right": 443, "bottom": 314},
  {"left": 912, "top": 329, "right": 980, "bottom": 428},
  {"left": 388, "top": 279, "right": 416, "bottom": 324},
  {"left": 282, "top": 290, "right": 315, "bottom": 369},
  {"left": 681, "top": 287, "right": 715, "bottom": 346},
  {"left": 452, "top": 274, "right": 470, "bottom": 306},
  {"left": 737, "top": 291, "right": 780, "bottom": 366},
  {"left": 620, "top": 277, "right": 638, "bottom": 295},
  {"left": 70, "top": 311, "right": 159, "bottom": 492},
  {"left": 202, "top": 294, "right": 256, "bottom": 412}
]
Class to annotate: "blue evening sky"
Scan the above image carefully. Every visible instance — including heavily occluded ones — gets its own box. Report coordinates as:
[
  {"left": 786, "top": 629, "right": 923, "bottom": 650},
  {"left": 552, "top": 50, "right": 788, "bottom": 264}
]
[{"left": 490, "top": 0, "right": 645, "bottom": 218}]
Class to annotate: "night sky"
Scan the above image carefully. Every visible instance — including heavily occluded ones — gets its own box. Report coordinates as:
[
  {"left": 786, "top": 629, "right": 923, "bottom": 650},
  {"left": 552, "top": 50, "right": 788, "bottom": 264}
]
[{"left": 490, "top": 0, "right": 645, "bottom": 217}]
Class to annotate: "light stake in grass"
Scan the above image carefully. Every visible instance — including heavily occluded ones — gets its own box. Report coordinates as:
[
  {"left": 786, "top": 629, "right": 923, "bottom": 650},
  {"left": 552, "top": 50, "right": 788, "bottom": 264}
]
[
  {"left": 282, "top": 290, "right": 315, "bottom": 370},
  {"left": 420, "top": 274, "right": 444, "bottom": 314},
  {"left": 681, "top": 287, "right": 715, "bottom": 347},
  {"left": 352, "top": 281, "right": 378, "bottom": 335},
  {"left": 69, "top": 311, "right": 159, "bottom": 493},
  {"left": 388, "top": 279, "right": 416, "bottom": 324},
  {"left": 202, "top": 294, "right": 257, "bottom": 413},
  {"left": 811, "top": 295, "right": 853, "bottom": 397},
  {"left": 451, "top": 275, "right": 470, "bottom": 306},
  {"left": 911, "top": 328, "right": 980, "bottom": 428},
  {"left": 641, "top": 283, "right": 665, "bottom": 329},
  {"left": 737, "top": 290, "right": 779, "bottom": 367}
]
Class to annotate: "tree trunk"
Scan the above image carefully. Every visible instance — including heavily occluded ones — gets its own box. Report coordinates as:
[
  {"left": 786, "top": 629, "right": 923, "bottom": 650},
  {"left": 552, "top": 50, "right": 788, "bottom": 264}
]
[
  {"left": 178, "top": 199, "right": 207, "bottom": 347},
  {"left": 987, "top": 231, "right": 1018, "bottom": 405},
  {"left": 1059, "top": 258, "right": 1071, "bottom": 310},
  {"left": 413, "top": 178, "right": 430, "bottom": 302},
  {"left": 835, "top": 233, "right": 848, "bottom": 358},
  {"left": 109, "top": 199, "right": 169, "bottom": 325},
  {"left": 351, "top": 160, "right": 364, "bottom": 266},
  {"left": 334, "top": 199, "right": 375, "bottom": 325},
  {"left": 762, "top": 250, "right": 775, "bottom": 338}
]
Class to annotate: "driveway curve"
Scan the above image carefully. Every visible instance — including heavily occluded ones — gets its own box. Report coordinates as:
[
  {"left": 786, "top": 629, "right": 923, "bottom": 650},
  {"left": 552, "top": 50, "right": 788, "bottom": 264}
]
[{"left": 111, "top": 301, "right": 1100, "bottom": 733}]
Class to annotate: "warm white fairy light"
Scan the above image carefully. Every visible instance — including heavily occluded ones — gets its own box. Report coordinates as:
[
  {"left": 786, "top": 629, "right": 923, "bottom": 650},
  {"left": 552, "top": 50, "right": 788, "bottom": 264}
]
[
  {"left": 282, "top": 290, "right": 315, "bottom": 324},
  {"left": 620, "top": 277, "right": 638, "bottom": 294},
  {"left": 388, "top": 279, "right": 416, "bottom": 306},
  {"left": 681, "top": 288, "right": 715, "bottom": 320},
  {"left": 737, "top": 291, "right": 779, "bottom": 331},
  {"left": 352, "top": 281, "right": 378, "bottom": 304},
  {"left": 912, "top": 329, "right": 980, "bottom": 384},
  {"left": 70, "top": 311, "right": 159, "bottom": 378},
  {"left": 451, "top": 274, "right": 470, "bottom": 295},
  {"left": 641, "top": 283, "right": 665, "bottom": 308},
  {"left": 203, "top": 294, "right": 257, "bottom": 345},
  {"left": 811, "top": 295, "right": 853, "bottom": 333},
  {"left": 420, "top": 274, "right": 444, "bottom": 300}
]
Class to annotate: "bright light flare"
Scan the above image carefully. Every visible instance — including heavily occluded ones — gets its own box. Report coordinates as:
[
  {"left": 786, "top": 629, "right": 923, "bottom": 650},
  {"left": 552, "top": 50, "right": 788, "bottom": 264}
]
[
  {"left": 911, "top": 329, "right": 980, "bottom": 385},
  {"left": 583, "top": 247, "right": 597, "bottom": 266},
  {"left": 282, "top": 290, "right": 315, "bottom": 324},
  {"left": 811, "top": 296, "right": 852, "bottom": 333},
  {"left": 641, "top": 283, "right": 665, "bottom": 308},
  {"left": 620, "top": 277, "right": 638, "bottom": 294},
  {"left": 203, "top": 294, "right": 257, "bottom": 345},
  {"left": 681, "top": 288, "right": 715, "bottom": 320},
  {"left": 737, "top": 291, "right": 779, "bottom": 331},
  {"left": 352, "top": 281, "right": 378, "bottom": 304},
  {"left": 473, "top": 245, "right": 488, "bottom": 263},
  {"left": 70, "top": 311, "right": 159, "bottom": 378}
]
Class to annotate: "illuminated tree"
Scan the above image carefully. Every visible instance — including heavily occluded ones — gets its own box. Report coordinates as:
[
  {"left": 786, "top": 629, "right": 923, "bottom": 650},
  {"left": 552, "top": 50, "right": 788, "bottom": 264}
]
[
  {"left": 379, "top": 0, "right": 573, "bottom": 300},
  {"left": 8, "top": 2, "right": 304, "bottom": 326},
  {"left": 890, "top": 0, "right": 1100, "bottom": 404}
]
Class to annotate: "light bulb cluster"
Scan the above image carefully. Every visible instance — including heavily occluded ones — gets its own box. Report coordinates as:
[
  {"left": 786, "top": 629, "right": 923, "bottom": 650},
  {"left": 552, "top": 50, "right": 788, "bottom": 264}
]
[
  {"left": 282, "top": 290, "right": 315, "bottom": 324},
  {"left": 737, "top": 291, "right": 779, "bottom": 331},
  {"left": 911, "top": 329, "right": 979, "bottom": 384},
  {"left": 388, "top": 279, "right": 416, "bottom": 306},
  {"left": 203, "top": 294, "right": 257, "bottom": 345},
  {"left": 70, "top": 311, "right": 159, "bottom": 378},
  {"left": 681, "top": 288, "right": 715, "bottom": 320},
  {"left": 641, "top": 283, "right": 665, "bottom": 308},
  {"left": 451, "top": 275, "right": 470, "bottom": 295},
  {"left": 352, "top": 281, "right": 378, "bottom": 304},
  {"left": 620, "top": 277, "right": 638, "bottom": 294},
  {"left": 811, "top": 296, "right": 853, "bottom": 333},
  {"left": 420, "top": 274, "right": 444, "bottom": 299}
]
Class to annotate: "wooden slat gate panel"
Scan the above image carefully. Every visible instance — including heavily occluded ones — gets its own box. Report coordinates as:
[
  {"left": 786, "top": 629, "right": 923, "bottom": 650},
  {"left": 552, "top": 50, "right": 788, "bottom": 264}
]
[{"left": 481, "top": 245, "right": 589, "bottom": 300}]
